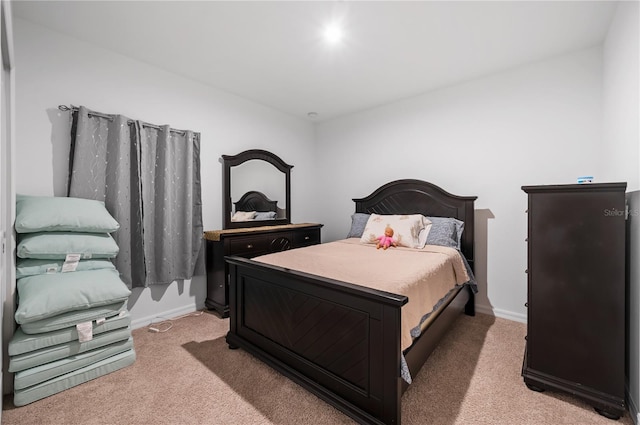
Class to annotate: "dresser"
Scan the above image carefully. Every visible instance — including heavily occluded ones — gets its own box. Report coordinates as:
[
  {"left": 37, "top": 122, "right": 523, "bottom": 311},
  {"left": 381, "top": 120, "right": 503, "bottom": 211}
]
[
  {"left": 521, "top": 183, "right": 627, "bottom": 419},
  {"left": 204, "top": 223, "right": 323, "bottom": 317}
]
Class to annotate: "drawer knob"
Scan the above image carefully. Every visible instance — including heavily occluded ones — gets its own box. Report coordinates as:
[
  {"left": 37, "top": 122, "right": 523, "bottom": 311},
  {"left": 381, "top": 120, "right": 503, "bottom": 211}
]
[
  {"left": 246, "top": 244, "right": 253, "bottom": 249},
  {"left": 525, "top": 269, "right": 529, "bottom": 274},
  {"left": 524, "top": 302, "right": 528, "bottom": 308},
  {"left": 304, "top": 236, "right": 310, "bottom": 240}
]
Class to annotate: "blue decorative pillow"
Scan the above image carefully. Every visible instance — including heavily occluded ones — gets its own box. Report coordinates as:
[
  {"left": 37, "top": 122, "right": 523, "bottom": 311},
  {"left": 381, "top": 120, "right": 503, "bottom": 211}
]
[
  {"left": 346, "top": 213, "right": 370, "bottom": 238},
  {"left": 254, "top": 211, "right": 277, "bottom": 220},
  {"left": 425, "top": 217, "right": 464, "bottom": 249}
]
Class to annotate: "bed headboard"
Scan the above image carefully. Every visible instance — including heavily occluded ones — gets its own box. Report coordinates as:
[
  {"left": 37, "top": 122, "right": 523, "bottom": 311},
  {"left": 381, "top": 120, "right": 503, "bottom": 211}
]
[
  {"left": 233, "top": 191, "right": 278, "bottom": 213},
  {"left": 353, "top": 179, "right": 477, "bottom": 269}
]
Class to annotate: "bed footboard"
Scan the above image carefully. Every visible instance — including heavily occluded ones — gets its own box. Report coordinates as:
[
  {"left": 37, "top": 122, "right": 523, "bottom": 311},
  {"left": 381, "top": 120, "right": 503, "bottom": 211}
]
[{"left": 226, "top": 256, "right": 408, "bottom": 425}]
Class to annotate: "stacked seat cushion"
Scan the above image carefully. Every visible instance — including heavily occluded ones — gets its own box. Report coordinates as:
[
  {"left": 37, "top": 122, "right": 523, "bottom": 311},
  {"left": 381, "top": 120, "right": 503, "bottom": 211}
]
[
  {"left": 10, "top": 327, "right": 132, "bottom": 372},
  {"left": 16, "top": 258, "right": 116, "bottom": 279},
  {"left": 9, "top": 312, "right": 131, "bottom": 356},
  {"left": 20, "top": 302, "right": 128, "bottom": 335},
  {"left": 11, "top": 194, "right": 135, "bottom": 406},
  {"left": 15, "top": 269, "right": 131, "bottom": 326},
  {"left": 15, "top": 194, "right": 119, "bottom": 234},
  {"left": 13, "top": 338, "right": 134, "bottom": 390},
  {"left": 17, "top": 232, "right": 119, "bottom": 260},
  {"left": 13, "top": 349, "right": 136, "bottom": 407}
]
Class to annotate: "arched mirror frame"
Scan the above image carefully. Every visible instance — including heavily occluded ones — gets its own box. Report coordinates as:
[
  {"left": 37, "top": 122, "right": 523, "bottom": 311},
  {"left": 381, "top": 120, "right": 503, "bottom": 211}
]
[{"left": 222, "top": 149, "right": 292, "bottom": 229}]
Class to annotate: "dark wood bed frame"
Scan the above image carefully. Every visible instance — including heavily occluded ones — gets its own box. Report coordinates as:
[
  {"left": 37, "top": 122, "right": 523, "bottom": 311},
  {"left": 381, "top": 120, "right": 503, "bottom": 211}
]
[
  {"left": 233, "top": 190, "right": 278, "bottom": 214},
  {"left": 226, "top": 179, "right": 477, "bottom": 425}
]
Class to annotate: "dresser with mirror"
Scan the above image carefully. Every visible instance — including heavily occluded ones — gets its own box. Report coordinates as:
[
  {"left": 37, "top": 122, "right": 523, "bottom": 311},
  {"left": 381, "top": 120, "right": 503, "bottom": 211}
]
[{"left": 204, "top": 149, "right": 323, "bottom": 317}]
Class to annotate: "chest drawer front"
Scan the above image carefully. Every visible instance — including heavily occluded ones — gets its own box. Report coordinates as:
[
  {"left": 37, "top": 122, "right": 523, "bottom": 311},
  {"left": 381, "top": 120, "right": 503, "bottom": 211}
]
[
  {"left": 293, "top": 229, "right": 320, "bottom": 247},
  {"left": 521, "top": 183, "right": 627, "bottom": 415},
  {"left": 227, "top": 236, "right": 270, "bottom": 257}
]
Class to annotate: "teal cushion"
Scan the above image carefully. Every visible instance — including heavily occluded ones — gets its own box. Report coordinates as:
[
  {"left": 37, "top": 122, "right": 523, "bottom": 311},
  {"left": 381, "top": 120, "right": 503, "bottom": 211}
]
[
  {"left": 20, "top": 302, "right": 127, "bottom": 335},
  {"left": 15, "top": 269, "right": 131, "bottom": 325},
  {"left": 12, "top": 349, "right": 136, "bottom": 407},
  {"left": 13, "top": 337, "right": 134, "bottom": 390},
  {"left": 9, "top": 312, "right": 131, "bottom": 356},
  {"left": 9, "top": 328, "right": 132, "bottom": 373},
  {"left": 16, "top": 258, "right": 116, "bottom": 278},
  {"left": 15, "top": 194, "right": 119, "bottom": 234},
  {"left": 17, "top": 232, "right": 119, "bottom": 260}
]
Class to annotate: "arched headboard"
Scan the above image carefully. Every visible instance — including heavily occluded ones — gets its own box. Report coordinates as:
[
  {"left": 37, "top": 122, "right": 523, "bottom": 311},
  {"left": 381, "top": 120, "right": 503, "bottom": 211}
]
[
  {"left": 353, "top": 179, "right": 477, "bottom": 270},
  {"left": 234, "top": 191, "right": 278, "bottom": 214}
]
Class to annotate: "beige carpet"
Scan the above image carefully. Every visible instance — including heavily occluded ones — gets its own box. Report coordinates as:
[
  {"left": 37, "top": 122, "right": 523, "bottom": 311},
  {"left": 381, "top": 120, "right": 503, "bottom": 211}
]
[{"left": 2, "top": 311, "right": 633, "bottom": 425}]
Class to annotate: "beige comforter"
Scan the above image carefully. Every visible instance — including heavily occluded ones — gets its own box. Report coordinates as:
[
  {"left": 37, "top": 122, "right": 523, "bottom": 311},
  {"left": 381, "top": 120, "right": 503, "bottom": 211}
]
[{"left": 253, "top": 238, "right": 471, "bottom": 351}]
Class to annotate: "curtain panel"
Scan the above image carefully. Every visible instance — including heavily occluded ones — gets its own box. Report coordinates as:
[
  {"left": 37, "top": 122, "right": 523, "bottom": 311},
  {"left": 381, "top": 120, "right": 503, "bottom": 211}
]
[{"left": 67, "top": 105, "right": 202, "bottom": 288}]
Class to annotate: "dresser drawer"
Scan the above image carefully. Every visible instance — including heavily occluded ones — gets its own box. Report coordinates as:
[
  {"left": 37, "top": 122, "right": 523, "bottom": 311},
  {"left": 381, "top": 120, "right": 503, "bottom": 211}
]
[
  {"left": 205, "top": 223, "right": 323, "bottom": 319},
  {"left": 293, "top": 228, "right": 320, "bottom": 247},
  {"left": 227, "top": 236, "right": 270, "bottom": 257},
  {"left": 267, "top": 233, "right": 293, "bottom": 252}
]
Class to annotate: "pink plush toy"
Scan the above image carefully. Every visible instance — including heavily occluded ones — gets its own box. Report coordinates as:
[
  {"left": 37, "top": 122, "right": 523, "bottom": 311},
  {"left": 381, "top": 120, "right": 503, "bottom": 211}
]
[{"left": 376, "top": 226, "right": 398, "bottom": 250}]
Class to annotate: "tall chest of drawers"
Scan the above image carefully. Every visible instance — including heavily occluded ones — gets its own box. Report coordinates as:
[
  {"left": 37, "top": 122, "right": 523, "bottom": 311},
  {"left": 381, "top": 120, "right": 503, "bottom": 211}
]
[
  {"left": 521, "top": 183, "right": 627, "bottom": 419},
  {"left": 204, "top": 223, "right": 323, "bottom": 318}
]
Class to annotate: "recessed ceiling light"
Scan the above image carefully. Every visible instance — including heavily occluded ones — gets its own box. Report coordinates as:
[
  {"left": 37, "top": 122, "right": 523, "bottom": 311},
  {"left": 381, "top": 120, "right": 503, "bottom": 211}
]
[{"left": 323, "top": 24, "right": 343, "bottom": 44}]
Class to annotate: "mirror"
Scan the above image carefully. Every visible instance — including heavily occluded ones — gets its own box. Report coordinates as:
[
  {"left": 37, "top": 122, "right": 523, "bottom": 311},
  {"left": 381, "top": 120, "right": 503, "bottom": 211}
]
[{"left": 222, "top": 149, "right": 292, "bottom": 229}]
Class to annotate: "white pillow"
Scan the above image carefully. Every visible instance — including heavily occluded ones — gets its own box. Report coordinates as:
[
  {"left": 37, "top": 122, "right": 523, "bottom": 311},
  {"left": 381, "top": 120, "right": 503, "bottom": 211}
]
[
  {"left": 231, "top": 211, "right": 256, "bottom": 222},
  {"left": 360, "top": 214, "right": 431, "bottom": 249}
]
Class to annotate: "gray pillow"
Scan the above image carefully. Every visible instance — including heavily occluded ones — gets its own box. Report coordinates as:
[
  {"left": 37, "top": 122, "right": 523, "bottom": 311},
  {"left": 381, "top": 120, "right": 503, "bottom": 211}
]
[
  {"left": 426, "top": 217, "right": 464, "bottom": 249},
  {"left": 346, "top": 213, "right": 370, "bottom": 238},
  {"left": 254, "top": 211, "right": 277, "bottom": 220}
]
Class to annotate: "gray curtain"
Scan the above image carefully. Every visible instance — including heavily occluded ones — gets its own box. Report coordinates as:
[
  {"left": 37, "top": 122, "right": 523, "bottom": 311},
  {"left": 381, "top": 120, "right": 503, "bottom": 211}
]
[{"left": 68, "top": 105, "right": 202, "bottom": 288}]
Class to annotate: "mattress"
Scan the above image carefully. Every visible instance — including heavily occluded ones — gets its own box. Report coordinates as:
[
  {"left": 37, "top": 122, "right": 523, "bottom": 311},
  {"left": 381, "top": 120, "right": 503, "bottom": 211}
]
[
  {"left": 9, "top": 327, "right": 132, "bottom": 372},
  {"left": 415, "top": 285, "right": 463, "bottom": 336},
  {"left": 14, "top": 338, "right": 134, "bottom": 390},
  {"left": 20, "top": 301, "right": 128, "bottom": 335},
  {"left": 9, "top": 311, "right": 131, "bottom": 356},
  {"left": 13, "top": 348, "right": 136, "bottom": 407}
]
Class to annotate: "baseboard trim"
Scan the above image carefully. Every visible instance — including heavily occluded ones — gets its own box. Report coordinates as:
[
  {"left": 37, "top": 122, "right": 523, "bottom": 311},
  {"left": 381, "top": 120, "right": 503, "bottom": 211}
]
[
  {"left": 130, "top": 304, "right": 200, "bottom": 330},
  {"left": 475, "top": 304, "right": 527, "bottom": 323},
  {"left": 626, "top": 382, "right": 639, "bottom": 425}
]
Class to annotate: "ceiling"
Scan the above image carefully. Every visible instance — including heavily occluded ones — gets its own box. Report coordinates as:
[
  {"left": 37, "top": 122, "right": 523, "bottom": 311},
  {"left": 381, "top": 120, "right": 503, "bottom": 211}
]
[{"left": 12, "top": 1, "right": 618, "bottom": 122}]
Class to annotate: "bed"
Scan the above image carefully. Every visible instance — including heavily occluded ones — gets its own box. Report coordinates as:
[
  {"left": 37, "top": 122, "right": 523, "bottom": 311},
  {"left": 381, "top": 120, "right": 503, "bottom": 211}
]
[
  {"left": 225, "top": 179, "right": 477, "bottom": 425},
  {"left": 230, "top": 190, "right": 281, "bottom": 222}
]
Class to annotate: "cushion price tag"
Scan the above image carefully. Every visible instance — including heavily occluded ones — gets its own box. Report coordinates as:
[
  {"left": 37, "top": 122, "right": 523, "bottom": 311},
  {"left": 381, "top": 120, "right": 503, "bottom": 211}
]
[
  {"left": 62, "top": 253, "right": 81, "bottom": 272},
  {"left": 76, "top": 321, "right": 93, "bottom": 342}
]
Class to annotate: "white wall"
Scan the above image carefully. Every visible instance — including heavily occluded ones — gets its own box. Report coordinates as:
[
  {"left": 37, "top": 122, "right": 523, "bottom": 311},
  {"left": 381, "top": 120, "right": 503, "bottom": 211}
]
[
  {"left": 13, "top": 18, "right": 318, "bottom": 328},
  {"left": 602, "top": 1, "right": 640, "bottom": 422},
  {"left": 315, "top": 47, "right": 604, "bottom": 321},
  {"left": 603, "top": 1, "right": 640, "bottom": 192}
]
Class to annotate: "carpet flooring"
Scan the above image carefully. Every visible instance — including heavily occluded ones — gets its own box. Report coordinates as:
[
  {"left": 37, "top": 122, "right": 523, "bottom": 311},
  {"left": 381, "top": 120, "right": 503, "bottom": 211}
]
[{"left": 2, "top": 311, "right": 634, "bottom": 424}]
